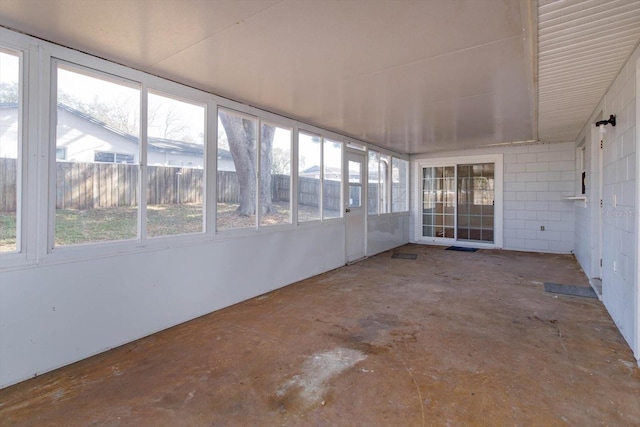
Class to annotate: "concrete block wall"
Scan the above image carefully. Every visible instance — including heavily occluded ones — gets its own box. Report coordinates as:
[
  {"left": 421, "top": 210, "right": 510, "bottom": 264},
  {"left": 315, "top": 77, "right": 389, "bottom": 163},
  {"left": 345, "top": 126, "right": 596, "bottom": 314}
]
[
  {"left": 503, "top": 141, "right": 575, "bottom": 253},
  {"left": 573, "top": 43, "right": 639, "bottom": 363},
  {"left": 601, "top": 45, "right": 638, "bottom": 359}
]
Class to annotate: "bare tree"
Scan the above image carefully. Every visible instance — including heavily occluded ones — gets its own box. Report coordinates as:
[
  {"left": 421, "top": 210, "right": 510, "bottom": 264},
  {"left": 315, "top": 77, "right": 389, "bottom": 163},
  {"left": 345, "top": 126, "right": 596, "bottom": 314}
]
[
  {"left": 271, "top": 147, "right": 290, "bottom": 175},
  {"left": 218, "top": 110, "right": 275, "bottom": 216},
  {"left": 0, "top": 82, "right": 18, "bottom": 103},
  {"left": 148, "top": 101, "right": 187, "bottom": 140}
]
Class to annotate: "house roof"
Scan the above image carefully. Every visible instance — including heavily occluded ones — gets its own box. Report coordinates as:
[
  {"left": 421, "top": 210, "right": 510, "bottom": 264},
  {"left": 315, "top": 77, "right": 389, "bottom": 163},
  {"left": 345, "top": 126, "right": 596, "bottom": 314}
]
[{"left": 1, "top": 102, "right": 220, "bottom": 158}]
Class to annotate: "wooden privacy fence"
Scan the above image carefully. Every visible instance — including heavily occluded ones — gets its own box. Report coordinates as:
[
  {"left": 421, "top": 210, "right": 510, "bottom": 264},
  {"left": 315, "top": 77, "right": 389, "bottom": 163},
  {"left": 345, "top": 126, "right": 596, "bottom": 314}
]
[
  {"left": 0, "top": 159, "right": 345, "bottom": 211},
  {"left": 0, "top": 158, "right": 17, "bottom": 212}
]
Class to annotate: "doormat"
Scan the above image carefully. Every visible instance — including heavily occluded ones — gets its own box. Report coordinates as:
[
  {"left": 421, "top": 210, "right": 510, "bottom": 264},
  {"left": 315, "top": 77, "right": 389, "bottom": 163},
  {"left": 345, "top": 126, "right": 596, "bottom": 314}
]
[
  {"left": 543, "top": 282, "right": 598, "bottom": 299},
  {"left": 446, "top": 246, "right": 478, "bottom": 252},
  {"left": 391, "top": 253, "right": 418, "bottom": 260}
]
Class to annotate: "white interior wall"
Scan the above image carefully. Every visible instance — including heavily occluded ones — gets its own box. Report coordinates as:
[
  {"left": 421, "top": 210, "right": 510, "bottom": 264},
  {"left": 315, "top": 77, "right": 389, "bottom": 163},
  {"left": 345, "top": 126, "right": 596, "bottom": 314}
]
[
  {"left": 367, "top": 213, "right": 411, "bottom": 256},
  {"left": 573, "top": 43, "right": 640, "bottom": 364},
  {"left": 410, "top": 142, "right": 576, "bottom": 253}
]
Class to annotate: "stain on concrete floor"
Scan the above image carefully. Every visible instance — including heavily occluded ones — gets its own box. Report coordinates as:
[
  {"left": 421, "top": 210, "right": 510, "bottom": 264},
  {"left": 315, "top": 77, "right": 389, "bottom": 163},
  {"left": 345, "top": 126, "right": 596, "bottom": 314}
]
[{"left": 1, "top": 245, "right": 639, "bottom": 426}]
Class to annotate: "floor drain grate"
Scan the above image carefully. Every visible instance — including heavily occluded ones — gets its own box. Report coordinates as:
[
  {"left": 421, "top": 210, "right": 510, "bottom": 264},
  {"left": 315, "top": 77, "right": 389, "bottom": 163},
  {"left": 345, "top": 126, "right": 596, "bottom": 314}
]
[
  {"left": 544, "top": 283, "right": 598, "bottom": 298},
  {"left": 391, "top": 253, "right": 417, "bottom": 260}
]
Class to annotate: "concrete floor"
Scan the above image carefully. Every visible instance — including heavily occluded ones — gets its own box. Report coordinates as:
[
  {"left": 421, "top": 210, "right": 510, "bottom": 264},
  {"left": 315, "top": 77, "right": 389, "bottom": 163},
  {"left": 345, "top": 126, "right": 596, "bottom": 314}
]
[{"left": 1, "top": 244, "right": 639, "bottom": 426}]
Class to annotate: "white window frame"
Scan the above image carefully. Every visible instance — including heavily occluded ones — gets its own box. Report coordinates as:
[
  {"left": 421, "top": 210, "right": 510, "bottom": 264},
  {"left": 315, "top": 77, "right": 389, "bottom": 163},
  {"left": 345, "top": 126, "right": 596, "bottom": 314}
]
[
  {"left": 322, "top": 137, "right": 344, "bottom": 221},
  {"left": 391, "top": 157, "right": 410, "bottom": 213},
  {"left": 0, "top": 43, "right": 27, "bottom": 266},
  {"left": 258, "top": 118, "right": 295, "bottom": 230},
  {"left": 0, "top": 27, "right": 407, "bottom": 270},
  {"left": 413, "top": 154, "right": 503, "bottom": 249}
]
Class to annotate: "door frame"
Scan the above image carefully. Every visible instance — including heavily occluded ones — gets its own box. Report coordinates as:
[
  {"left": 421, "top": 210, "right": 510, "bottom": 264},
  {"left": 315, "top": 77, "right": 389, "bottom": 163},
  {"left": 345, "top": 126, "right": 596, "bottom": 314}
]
[
  {"left": 344, "top": 149, "right": 367, "bottom": 263},
  {"left": 413, "top": 154, "right": 503, "bottom": 248}
]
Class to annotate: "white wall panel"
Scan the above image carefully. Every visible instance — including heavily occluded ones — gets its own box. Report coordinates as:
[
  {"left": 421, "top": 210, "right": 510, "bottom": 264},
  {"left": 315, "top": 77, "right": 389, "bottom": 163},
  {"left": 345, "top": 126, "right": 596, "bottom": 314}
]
[
  {"left": 0, "top": 222, "right": 346, "bottom": 388},
  {"left": 367, "top": 213, "right": 410, "bottom": 257}
]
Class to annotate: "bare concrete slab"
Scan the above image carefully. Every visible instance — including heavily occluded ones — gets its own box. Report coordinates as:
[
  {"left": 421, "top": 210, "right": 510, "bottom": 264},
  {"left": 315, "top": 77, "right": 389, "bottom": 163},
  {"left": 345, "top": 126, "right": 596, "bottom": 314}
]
[{"left": 1, "top": 245, "right": 639, "bottom": 426}]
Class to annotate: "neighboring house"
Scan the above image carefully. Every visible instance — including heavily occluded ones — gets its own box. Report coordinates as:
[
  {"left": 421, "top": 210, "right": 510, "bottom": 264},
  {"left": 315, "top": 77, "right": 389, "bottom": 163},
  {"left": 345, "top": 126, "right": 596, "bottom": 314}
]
[
  {"left": 299, "top": 165, "right": 343, "bottom": 181},
  {"left": 0, "top": 103, "right": 235, "bottom": 171}
]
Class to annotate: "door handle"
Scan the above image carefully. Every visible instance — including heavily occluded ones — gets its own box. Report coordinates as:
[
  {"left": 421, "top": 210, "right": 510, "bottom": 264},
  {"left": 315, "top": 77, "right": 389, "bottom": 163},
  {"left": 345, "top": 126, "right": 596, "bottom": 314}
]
[{"left": 345, "top": 208, "right": 351, "bottom": 213}]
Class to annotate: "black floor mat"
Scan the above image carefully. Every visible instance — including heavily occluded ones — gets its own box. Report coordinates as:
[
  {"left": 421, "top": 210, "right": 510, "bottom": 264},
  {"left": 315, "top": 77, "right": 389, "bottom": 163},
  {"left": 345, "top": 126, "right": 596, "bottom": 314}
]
[
  {"left": 544, "top": 282, "right": 598, "bottom": 298},
  {"left": 391, "top": 253, "right": 417, "bottom": 260},
  {"left": 446, "top": 246, "right": 478, "bottom": 252}
]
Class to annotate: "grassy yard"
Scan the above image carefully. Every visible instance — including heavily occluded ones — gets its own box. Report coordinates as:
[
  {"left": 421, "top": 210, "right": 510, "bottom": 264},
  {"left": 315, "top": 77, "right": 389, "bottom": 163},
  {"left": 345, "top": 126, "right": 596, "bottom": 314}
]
[
  {"left": 0, "top": 212, "right": 17, "bottom": 252},
  {"left": 0, "top": 202, "right": 330, "bottom": 251}
]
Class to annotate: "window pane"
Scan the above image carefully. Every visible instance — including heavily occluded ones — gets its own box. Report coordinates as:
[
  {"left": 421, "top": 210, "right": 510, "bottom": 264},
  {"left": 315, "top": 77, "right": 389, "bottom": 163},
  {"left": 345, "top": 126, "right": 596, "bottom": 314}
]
[
  {"left": 323, "top": 139, "right": 342, "bottom": 219},
  {"left": 55, "top": 64, "right": 140, "bottom": 246},
  {"left": 0, "top": 50, "right": 20, "bottom": 253},
  {"left": 368, "top": 151, "right": 379, "bottom": 215},
  {"left": 147, "top": 92, "right": 205, "bottom": 237},
  {"left": 379, "top": 154, "right": 390, "bottom": 214},
  {"left": 261, "top": 123, "right": 292, "bottom": 227},
  {"left": 217, "top": 108, "right": 257, "bottom": 231},
  {"left": 457, "top": 163, "right": 494, "bottom": 243},
  {"left": 422, "top": 166, "right": 455, "bottom": 238},
  {"left": 392, "top": 158, "right": 408, "bottom": 212},
  {"left": 298, "top": 132, "right": 321, "bottom": 222}
]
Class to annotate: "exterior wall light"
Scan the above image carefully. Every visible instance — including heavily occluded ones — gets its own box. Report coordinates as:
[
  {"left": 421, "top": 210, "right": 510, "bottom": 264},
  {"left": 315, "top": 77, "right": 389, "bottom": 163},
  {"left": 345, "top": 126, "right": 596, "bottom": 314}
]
[{"left": 595, "top": 115, "right": 616, "bottom": 134}]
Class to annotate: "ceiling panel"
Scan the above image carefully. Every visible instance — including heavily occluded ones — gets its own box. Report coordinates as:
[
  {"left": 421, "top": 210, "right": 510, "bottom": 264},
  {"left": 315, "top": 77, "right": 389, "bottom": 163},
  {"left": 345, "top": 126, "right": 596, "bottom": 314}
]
[
  {"left": 538, "top": 0, "right": 640, "bottom": 142},
  {"left": 0, "top": 0, "right": 282, "bottom": 68},
  {"left": 0, "top": 0, "right": 536, "bottom": 154}
]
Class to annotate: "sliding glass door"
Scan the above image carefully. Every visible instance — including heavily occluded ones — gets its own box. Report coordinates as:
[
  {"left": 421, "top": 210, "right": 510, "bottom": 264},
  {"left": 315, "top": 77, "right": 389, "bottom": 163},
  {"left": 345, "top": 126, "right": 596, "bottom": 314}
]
[
  {"left": 418, "top": 157, "right": 501, "bottom": 246},
  {"left": 422, "top": 166, "right": 455, "bottom": 239},
  {"left": 457, "top": 163, "right": 494, "bottom": 243}
]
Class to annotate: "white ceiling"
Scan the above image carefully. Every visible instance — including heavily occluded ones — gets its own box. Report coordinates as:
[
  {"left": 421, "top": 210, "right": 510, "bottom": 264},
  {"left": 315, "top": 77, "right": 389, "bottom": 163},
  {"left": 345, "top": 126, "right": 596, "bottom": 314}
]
[{"left": 0, "top": 0, "right": 638, "bottom": 154}]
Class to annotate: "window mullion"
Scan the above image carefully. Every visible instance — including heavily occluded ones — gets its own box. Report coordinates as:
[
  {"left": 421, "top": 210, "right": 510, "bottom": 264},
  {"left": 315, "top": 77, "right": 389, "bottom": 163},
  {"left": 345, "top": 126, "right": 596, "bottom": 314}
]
[{"left": 139, "top": 85, "right": 148, "bottom": 245}]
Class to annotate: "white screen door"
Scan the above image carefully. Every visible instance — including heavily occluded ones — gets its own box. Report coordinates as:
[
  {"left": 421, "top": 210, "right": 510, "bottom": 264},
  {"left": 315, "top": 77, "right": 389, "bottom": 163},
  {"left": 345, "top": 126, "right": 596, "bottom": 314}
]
[{"left": 346, "top": 151, "right": 366, "bottom": 262}]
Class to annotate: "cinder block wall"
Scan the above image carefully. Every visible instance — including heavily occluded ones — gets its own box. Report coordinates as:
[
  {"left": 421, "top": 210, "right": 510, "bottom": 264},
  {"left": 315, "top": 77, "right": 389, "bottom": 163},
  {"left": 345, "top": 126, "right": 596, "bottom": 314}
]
[
  {"left": 574, "top": 43, "right": 639, "bottom": 362},
  {"left": 503, "top": 142, "right": 575, "bottom": 253}
]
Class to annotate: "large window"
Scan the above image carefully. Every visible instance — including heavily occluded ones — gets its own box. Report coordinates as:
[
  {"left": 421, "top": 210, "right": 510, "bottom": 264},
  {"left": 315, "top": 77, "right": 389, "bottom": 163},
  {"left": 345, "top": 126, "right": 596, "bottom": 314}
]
[
  {"left": 0, "top": 28, "right": 412, "bottom": 263},
  {"left": 147, "top": 91, "right": 205, "bottom": 237},
  {"left": 379, "top": 154, "right": 390, "bottom": 214},
  {"left": 0, "top": 49, "right": 20, "bottom": 253},
  {"left": 392, "top": 157, "right": 409, "bottom": 212},
  {"left": 323, "top": 139, "right": 342, "bottom": 219},
  {"left": 298, "top": 131, "right": 322, "bottom": 222},
  {"left": 217, "top": 108, "right": 258, "bottom": 231},
  {"left": 368, "top": 151, "right": 379, "bottom": 215},
  {"left": 297, "top": 132, "right": 343, "bottom": 222},
  {"left": 367, "top": 150, "right": 390, "bottom": 215},
  {"left": 55, "top": 63, "right": 140, "bottom": 246},
  {"left": 260, "top": 122, "right": 292, "bottom": 227}
]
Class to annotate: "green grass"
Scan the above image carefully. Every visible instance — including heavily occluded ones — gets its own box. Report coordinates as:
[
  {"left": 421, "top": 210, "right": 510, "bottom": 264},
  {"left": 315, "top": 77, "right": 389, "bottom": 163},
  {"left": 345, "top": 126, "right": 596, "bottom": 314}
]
[
  {"left": 0, "top": 201, "right": 329, "bottom": 252},
  {"left": 0, "top": 204, "right": 205, "bottom": 251},
  {"left": 0, "top": 212, "right": 17, "bottom": 252},
  {"left": 55, "top": 207, "right": 139, "bottom": 245}
]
